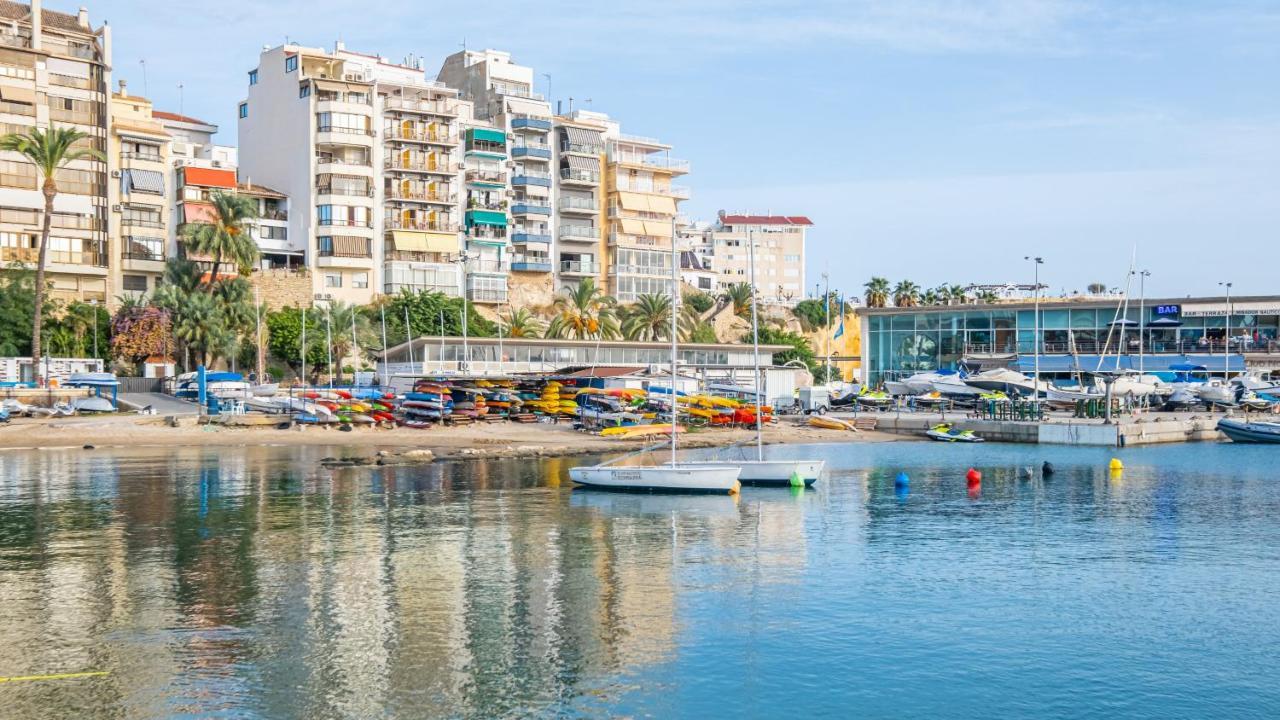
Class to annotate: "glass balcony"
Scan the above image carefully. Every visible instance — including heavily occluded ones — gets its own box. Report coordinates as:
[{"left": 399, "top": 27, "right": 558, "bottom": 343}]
[
  {"left": 511, "top": 202, "right": 552, "bottom": 215},
  {"left": 559, "top": 168, "right": 600, "bottom": 185},
  {"left": 511, "top": 231, "right": 552, "bottom": 245},
  {"left": 558, "top": 224, "right": 598, "bottom": 240},
  {"left": 512, "top": 171, "right": 552, "bottom": 188},
  {"left": 465, "top": 169, "right": 507, "bottom": 186},
  {"left": 511, "top": 115, "right": 552, "bottom": 131},
  {"left": 558, "top": 197, "right": 598, "bottom": 214},
  {"left": 512, "top": 145, "right": 552, "bottom": 160},
  {"left": 559, "top": 259, "right": 599, "bottom": 275},
  {"left": 511, "top": 255, "right": 553, "bottom": 273}
]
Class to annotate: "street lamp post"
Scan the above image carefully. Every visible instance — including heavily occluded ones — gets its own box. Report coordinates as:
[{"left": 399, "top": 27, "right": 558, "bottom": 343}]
[
  {"left": 821, "top": 272, "right": 831, "bottom": 384},
  {"left": 88, "top": 298, "right": 99, "bottom": 363},
  {"left": 1136, "top": 270, "right": 1150, "bottom": 374},
  {"left": 453, "top": 249, "right": 478, "bottom": 374},
  {"left": 1024, "top": 257, "right": 1043, "bottom": 398},
  {"left": 1219, "top": 281, "right": 1233, "bottom": 378}
]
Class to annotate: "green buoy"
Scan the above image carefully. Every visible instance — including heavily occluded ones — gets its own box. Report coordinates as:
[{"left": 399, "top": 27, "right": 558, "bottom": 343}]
[{"left": 789, "top": 471, "right": 804, "bottom": 488}]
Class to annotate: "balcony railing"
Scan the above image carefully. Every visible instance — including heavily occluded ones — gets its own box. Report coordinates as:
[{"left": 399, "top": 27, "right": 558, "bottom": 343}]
[
  {"left": 317, "top": 184, "right": 374, "bottom": 197},
  {"left": 465, "top": 169, "right": 507, "bottom": 185},
  {"left": 261, "top": 210, "right": 289, "bottom": 221},
  {"left": 385, "top": 219, "right": 459, "bottom": 233},
  {"left": 558, "top": 224, "right": 598, "bottom": 240},
  {"left": 385, "top": 158, "right": 457, "bottom": 174},
  {"left": 618, "top": 184, "right": 691, "bottom": 199},
  {"left": 512, "top": 145, "right": 552, "bottom": 159},
  {"left": 490, "top": 85, "right": 543, "bottom": 101},
  {"left": 0, "top": 100, "right": 36, "bottom": 117},
  {"left": 609, "top": 232, "right": 664, "bottom": 247},
  {"left": 317, "top": 218, "right": 373, "bottom": 228},
  {"left": 559, "top": 260, "right": 599, "bottom": 275},
  {"left": 316, "top": 156, "right": 372, "bottom": 168},
  {"left": 123, "top": 250, "right": 164, "bottom": 262},
  {"left": 388, "top": 188, "right": 455, "bottom": 203},
  {"left": 511, "top": 231, "right": 552, "bottom": 245},
  {"left": 385, "top": 250, "right": 455, "bottom": 263},
  {"left": 511, "top": 256, "right": 553, "bottom": 272},
  {"left": 511, "top": 115, "right": 552, "bottom": 131},
  {"left": 467, "top": 259, "right": 511, "bottom": 274},
  {"left": 467, "top": 288, "right": 509, "bottom": 303},
  {"left": 466, "top": 201, "right": 507, "bottom": 211},
  {"left": 512, "top": 172, "right": 552, "bottom": 188},
  {"left": 316, "top": 124, "right": 375, "bottom": 137},
  {"left": 561, "top": 142, "right": 603, "bottom": 155},
  {"left": 559, "top": 197, "right": 598, "bottom": 213},
  {"left": 121, "top": 151, "right": 163, "bottom": 162},
  {"left": 122, "top": 217, "right": 164, "bottom": 229},
  {"left": 511, "top": 202, "right": 552, "bottom": 215},
  {"left": 388, "top": 127, "right": 456, "bottom": 144},
  {"left": 559, "top": 168, "right": 600, "bottom": 184},
  {"left": 384, "top": 97, "right": 459, "bottom": 115},
  {"left": 467, "top": 229, "right": 508, "bottom": 242}
]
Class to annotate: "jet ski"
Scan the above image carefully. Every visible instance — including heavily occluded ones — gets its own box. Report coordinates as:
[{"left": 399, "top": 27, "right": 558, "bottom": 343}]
[{"left": 925, "top": 423, "right": 985, "bottom": 443}]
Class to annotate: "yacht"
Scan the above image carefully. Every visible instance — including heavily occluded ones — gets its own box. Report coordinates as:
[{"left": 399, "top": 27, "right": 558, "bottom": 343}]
[{"left": 962, "top": 368, "right": 1050, "bottom": 398}]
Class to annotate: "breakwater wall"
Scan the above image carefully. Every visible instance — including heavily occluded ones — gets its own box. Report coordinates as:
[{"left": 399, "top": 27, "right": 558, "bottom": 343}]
[{"left": 871, "top": 415, "right": 1223, "bottom": 446}]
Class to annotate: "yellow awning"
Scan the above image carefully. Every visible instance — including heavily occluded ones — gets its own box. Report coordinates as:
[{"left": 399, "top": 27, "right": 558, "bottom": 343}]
[
  {"left": 641, "top": 220, "right": 671, "bottom": 236},
  {"left": 648, "top": 195, "right": 677, "bottom": 215},
  {"left": 393, "top": 230, "right": 455, "bottom": 253},
  {"left": 616, "top": 192, "right": 651, "bottom": 212},
  {"left": 0, "top": 85, "right": 35, "bottom": 104},
  {"left": 618, "top": 218, "right": 647, "bottom": 235}
]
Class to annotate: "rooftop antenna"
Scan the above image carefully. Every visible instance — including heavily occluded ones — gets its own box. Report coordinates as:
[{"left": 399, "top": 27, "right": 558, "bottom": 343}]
[{"left": 138, "top": 58, "right": 147, "bottom": 96}]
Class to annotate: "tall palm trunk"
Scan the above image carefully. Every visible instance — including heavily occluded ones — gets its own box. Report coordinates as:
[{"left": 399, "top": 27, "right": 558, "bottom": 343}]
[
  {"left": 31, "top": 179, "right": 55, "bottom": 384},
  {"left": 207, "top": 249, "right": 223, "bottom": 292}
]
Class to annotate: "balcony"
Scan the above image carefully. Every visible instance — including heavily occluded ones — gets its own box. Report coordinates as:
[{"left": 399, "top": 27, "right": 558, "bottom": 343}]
[
  {"left": 512, "top": 171, "right": 552, "bottom": 188},
  {"left": 384, "top": 157, "right": 457, "bottom": 175},
  {"left": 467, "top": 259, "right": 511, "bottom": 274},
  {"left": 558, "top": 224, "right": 598, "bottom": 242},
  {"left": 558, "top": 197, "right": 598, "bottom": 214},
  {"left": 317, "top": 218, "right": 373, "bottom": 229},
  {"left": 261, "top": 209, "right": 289, "bottom": 221},
  {"left": 511, "top": 231, "right": 552, "bottom": 246},
  {"left": 385, "top": 219, "right": 459, "bottom": 233},
  {"left": 511, "top": 256, "right": 553, "bottom": 273},
  {"left": 121, "top": 151, "right": 164, "bottom": 165},
  {"left": 0, "top": 100, "right": 35, "bottom": 117},
  {"left": 511, "top": 115, "right": 552, "bottom": 132},
  {"left": 511, "top": 202, "right": 552, "bottom": 216},
  {"left": 122, "top": 217, "right": 164, "bottom": 230},
  {"left": 465, "top": 169, "right": 507, "bottom": 186},
  {"left": 387, "top": 127, "right": 457, "bottom": 145},
  {"left": 559, "top": 260, "right": 599, "bottom": 275},
  {"left": 466, "top": 228, "right": 508, "bottom": 245},
  {"left": 561, "top": 141, "right": 603, "bottom": 156},
  {"left": 317, "top": 184, "right": 374, "bottom": 199},
  {"left": 316, "top": 124, "right": 375, "bottom": 138},
  {"left": 316, "top": 157, "right": 373, "bottom": 175},
  {"left": 387, "top": 188, "right": 455, "bottom": 205},
  {"left": 511, "top": 144, "right": 552, "bottom": 160},
  {"left": 611, "top": 152, "right": 690, "bottom": 173},
  {"left": 466, "top": 287, "right": 509, "bottom": 304},
  {"left": 609, "top": 232, "right": 664, "bottom": 248},
  {"left": 384, "top": 97, "right": 459, "bottom": 116},
  {"left": 559, "top": 168, "right": 600, "bottom": 185}
]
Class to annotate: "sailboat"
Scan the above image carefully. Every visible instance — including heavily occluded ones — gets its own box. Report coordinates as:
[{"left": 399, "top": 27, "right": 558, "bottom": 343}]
[
  {"left": 569, "top": 218, "right": 742, "bottom": 494},
  {"left": 688, "top": 225, "right": 824, "bottom": 486}
]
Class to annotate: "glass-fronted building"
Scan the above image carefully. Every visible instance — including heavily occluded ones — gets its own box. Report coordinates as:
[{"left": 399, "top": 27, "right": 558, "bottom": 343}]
[{"left": 860, "top": 296, "right": 1280, "bottom": 385}]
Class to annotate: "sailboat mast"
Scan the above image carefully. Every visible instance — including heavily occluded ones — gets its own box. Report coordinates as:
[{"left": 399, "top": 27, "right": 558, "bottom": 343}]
[
  {"left": 670, "top": 216, "right": 679, "bottom": 467},
  {"left": 747, "top": 226, "right": 764, "bottom": 461}
]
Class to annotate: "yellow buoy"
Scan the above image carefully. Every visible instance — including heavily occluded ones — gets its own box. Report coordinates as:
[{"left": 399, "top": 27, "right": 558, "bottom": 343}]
[{"left": 1109, "top": 458, "right": 1124, "bottom": 471}]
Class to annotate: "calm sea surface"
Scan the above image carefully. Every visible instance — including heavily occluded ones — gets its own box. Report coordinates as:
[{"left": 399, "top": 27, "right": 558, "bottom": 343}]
[{"left": 0, "top": 440, "right": 1278, "bottom": 719}]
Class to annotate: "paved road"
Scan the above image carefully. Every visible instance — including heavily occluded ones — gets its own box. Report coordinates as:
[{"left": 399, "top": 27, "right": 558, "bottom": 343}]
[{"left": 119, "top": 392, "right": 199, "bottom": 416}]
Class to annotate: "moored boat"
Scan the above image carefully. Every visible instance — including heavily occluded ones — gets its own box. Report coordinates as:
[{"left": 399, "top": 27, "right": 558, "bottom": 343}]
[
  {"left": 1217, "top": 418, "right": 1280, "bottom": 444},
  {"left": 925, "top": 423, "right": 985, "bottom": 443}
]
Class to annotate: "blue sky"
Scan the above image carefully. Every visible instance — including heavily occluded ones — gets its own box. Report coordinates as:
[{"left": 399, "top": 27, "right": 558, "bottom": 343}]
[{"left": 89, "top": 0, "right": 1279, "bottom": 297}]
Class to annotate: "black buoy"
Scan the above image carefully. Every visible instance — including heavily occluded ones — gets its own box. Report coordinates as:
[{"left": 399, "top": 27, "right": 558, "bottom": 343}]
[
  {"left": 1042, "top": 461, "right": 1055, "bottom": 477},
  {"left": 82, "top": 444, "right": 95, "bottom": 450}
]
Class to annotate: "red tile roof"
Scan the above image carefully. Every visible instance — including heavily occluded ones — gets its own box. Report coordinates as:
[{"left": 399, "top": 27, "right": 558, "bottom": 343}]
[
  {"left": 153, "top": 110, "right": 214, "bottom": 127},
  {"left": 237, "top": 181, "right": 286, "bottom": 199},
  {"left": 718, "top": 213, "right": 813, "bottom": 226},
  {"left": 0, "top": 1, "right": 90, "bottom": 33}
]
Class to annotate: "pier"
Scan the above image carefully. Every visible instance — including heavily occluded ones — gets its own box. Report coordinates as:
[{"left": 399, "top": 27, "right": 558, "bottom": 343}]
[{"left": 859, "top": 412, "right": 1226, "bottom": 446}]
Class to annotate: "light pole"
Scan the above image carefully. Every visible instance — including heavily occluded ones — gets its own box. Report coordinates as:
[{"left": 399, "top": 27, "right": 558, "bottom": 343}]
[
  {"left": 1219, "top": 281, "right": 1233, "bottom": 378},
  {"left": 821, "top": 272, "right": 830, "bottom": 384},
  {"left": 1025, "top": 256, "right": 1043, "bottom": 397},
  {"left": 324, "top": 304, "right": 333, "bottom": 390},
  {"left": 88, "top": 298, "right": 99, "bottom": 363},
  {"left": 453, "top": 250, "right": 479, "bottom": 374},
  {"left": 1135, "top": 270, "right": 1150, "bottom": 374}
]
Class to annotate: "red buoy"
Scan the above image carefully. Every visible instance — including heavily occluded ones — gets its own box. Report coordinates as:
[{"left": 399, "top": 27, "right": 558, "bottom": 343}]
[{"left": 966, "top": 468, "right": 982, "bottom": 484}]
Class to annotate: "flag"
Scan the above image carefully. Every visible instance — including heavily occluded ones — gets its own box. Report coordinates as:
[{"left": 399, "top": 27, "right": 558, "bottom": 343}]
[{"left": 833, "top": 294, "right": 845, "bottom": 339}]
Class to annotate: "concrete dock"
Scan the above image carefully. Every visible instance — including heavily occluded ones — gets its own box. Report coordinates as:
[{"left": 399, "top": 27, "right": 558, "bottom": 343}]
[{"left": 841, "top": 411, "right": 1228, "bottom": 446}]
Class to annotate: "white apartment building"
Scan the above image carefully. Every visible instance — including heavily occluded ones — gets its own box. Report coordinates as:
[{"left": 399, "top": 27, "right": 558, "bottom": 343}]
[
  {"left": 109, "top": 80, "right": 169, "bottom": 300},
  {"left": 710, "top": 212, "right": 812, "bottom": 304},
  {"left": 239, "top": 42, "right": 470, "bottom": 305},
  {"left": 553, "top": 111, "right": 606, "bottom": 294},
  {"left": 677, "top": 219, "right": 716, "bottom": 293},
  {"left": 0, "top": 0, "right": 110, "bottom": 304}
]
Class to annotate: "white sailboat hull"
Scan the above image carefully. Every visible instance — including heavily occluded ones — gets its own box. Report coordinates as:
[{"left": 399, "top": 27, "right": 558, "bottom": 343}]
[
  {"left": 695, "top": 459, "right": 824, "bottom": 485},
  {"left": 569, "top": 465, "right": 742, "bottom": 493}
]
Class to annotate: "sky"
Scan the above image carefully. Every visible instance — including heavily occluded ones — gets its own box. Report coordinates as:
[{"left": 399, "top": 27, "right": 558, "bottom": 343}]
[{"left": 86, "top": 0, "right": 1280, "bottom": 298}]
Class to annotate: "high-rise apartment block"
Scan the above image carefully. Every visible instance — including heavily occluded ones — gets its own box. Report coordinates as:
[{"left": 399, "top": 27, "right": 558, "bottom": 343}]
[
  {"left": 698, "top": 212, "right": 813, "bottom": 304},
  {"left": 0, "top": 0, "right": 110, "bottom": 303},
  {"left": 109, "top": 81, "right": 169, "bottom": 300}
]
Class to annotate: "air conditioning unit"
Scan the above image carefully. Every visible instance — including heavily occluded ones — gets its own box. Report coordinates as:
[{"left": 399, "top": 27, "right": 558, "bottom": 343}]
[
  {"left": 111, "top": 204, "right": 121, "bottom": 212},
  {"left": 110, "top": 170, "right": 121, "bottom": 178}
]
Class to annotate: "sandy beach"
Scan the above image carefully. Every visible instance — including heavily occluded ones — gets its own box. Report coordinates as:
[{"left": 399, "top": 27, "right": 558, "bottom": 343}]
[{"left": 0, "top": 413, "right": 902, "bottom": 459}]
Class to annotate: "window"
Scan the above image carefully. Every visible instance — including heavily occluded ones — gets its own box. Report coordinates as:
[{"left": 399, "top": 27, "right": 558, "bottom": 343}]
[
  {"left": 122, "top": 274, "right": 148, "bottom": 292},
  {"left": 56, "top": 167, "right": 103, "bottom": 196},
  {"left": 784, "top": 254, "right": 800, "bottom": 263},
  {"left": 316, "top": 112, "right": 369, "bottom": 134},
  {"left": 0, "top": 160, "right": 36, "bottom": 189},
  {"left": 258, "top": 225, "right": 287, "bottom": 240},
  {"left": 324, "top": 273, "right": 342, "bottom": 288},
  {"left": 123, "top": 235, "right": 163, "bottom": 261},
  {"left": 248, "top": 69, "right": 258, "bottom": 85},
  {"left": 238, "top": 102, "right": 248, "bottom": 119},
  {"left": 285, "top": 55, "right": 298, "bottom": 73},
  {"left": 352, "top": 272, "right": 369, "bottom": 289},
  {"left": 299, "top": 83, "right": 311, "bottom": 98}
]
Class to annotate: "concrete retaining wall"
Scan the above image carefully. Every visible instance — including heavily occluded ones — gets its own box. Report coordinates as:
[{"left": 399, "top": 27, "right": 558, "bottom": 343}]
[{"left": 867, "top": 413, "right": 1222, "bottom": 447}]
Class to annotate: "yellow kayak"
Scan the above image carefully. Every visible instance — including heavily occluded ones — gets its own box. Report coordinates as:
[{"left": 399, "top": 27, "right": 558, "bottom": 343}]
[
  {"left": 808, "top": 416, "right": 856, "bottom": 431},
  {"left": 600, "top": 424, "right": 683, "bottom": 438}
]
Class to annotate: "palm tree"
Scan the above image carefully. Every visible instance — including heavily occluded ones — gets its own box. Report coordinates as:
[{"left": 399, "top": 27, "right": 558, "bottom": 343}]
[
  {"left": 499, "top": 307, "right": 543, "bottom": 338},
  {"left": 181, "top": 190, "right": 260, "bottom": 289},
  {"left": 945, "top": 284, "right": 968, "bottom": 305},
  {"left": 546, "top": 278, "right": 619, "bottom": 339},
  {"left": 719, "top": 282, "right": 754, "bottom": 318},
  {"left": 976, "top": 289, "right": 1000, "bottom": 304},
  {"left": 0, "top": 127, "right": 104, "bottom": 379},
  {"left": 921, "top": 288, "right": 941, "bottom": 306},
  {"left": 864, "top": 277, "right": 891, "bottom": 308},
  {"left": 892, "top": 280, "right": 921, "bottom": 307},
  {"left": 325, "top": 300, "right": 373, "bottom": 382},
  {"left": 620, "top": 293, "right": 672, "bottom": 341}
]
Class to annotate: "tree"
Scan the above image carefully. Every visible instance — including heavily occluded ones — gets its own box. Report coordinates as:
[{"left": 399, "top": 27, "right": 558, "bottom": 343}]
[
  {"left": 620, "top": 293, "right": 672, "bottom": 341},
  {"left": 381, "top": 289, "right": 495, "bottom": 343},
  {"left": 153, "top": 259, "right": 254, "bottom": 369},
  {"left": 944, "top": 284, "right": 968, "bottom": 305},
  {"left": 0, "top": 265, "right": 54, "bottom": 356},
  {"left": 180, "top": 190, "right": 260, "bottom": 289},
  {"left": 921, "top": 288, "right": 941, "bottom": 306},
  {"left": 685, "top": 291, "right": 714, "bottom": 314},
  {"left": 265, "top": 306, "right": 328, "bottom": 374},
  {"left": 111, "top": 304, "right": 172, "bottom": 367},
  {"left": 975, "top": 289, "right": 1000, "bottom": 304},
  {"left": 752, "top": 326, "right": 818, "bottom": 370},
  {"left": 864, "top": 277, "right": 891, "bottom": 308},
  {"left": 792, "top": 294, "right": 839, "bottom": 330},
  {"left": 498, "top": 307, "right": 544, "bottom": 338},
  {"left": 323, "top": 300, "right": 375, "bottom": 383},
  {"left": 892, "top": 280, "right": 921, "bottom": 307},
  {"left": 546, "top": 278, "right": 619, "bottom": 339},
  {"left": 685, "top": 322, "right": 719, "bottom": 344},
  {"left": 1087, "top": 282, "right": 1107, "bottom": 295},
  {"left": 719, "top": 282, "right": 754, "bottom": 319},
  {"left": 0, "top": 127, "right": 105, "bottom": 379}
]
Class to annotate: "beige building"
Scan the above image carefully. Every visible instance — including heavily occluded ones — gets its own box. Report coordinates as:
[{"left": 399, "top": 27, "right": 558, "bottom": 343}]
[
  {"left": 603, "top": 128, "right": 688, "bottom": 302},
  {"left": 709, "top": 212, "right": 812, "bottom": 305},
  {"left": 0, "top": 0, "right": 110, "bottom": 304},
  {"left": 108, "top": 80, "right": 169, "bottom": 301}
]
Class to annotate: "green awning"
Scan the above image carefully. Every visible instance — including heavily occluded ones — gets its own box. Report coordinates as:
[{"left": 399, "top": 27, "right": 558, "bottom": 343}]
[
  {"left": 466, "top": 209, "right": 508, "bottom": 227},
  {"left": 467, "top": 128, "right": 506, "bottom": 145}
]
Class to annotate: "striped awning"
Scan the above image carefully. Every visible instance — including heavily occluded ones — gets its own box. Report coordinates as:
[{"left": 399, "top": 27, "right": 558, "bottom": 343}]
[
  {"left": 126, "top": 169, "right": 165, "bottom": 194},
  {"left": 562, "top": 126, "right": 603, "bottom": 146},
  {"left": 564, "top": 155, "right": 600, "bottom": 172}
]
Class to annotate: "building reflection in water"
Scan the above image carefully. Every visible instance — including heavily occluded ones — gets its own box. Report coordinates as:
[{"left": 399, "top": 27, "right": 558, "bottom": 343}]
[{"left": 0, "top": 446, "right": 814, "bottom": 718}]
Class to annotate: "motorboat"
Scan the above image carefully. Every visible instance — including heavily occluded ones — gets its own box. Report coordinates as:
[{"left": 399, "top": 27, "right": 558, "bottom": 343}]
[
  {"left": 883, "top": 379, "right": 915, "bottom": 397},
  {"left": 1196, "top": 378, "right": 1238, "bottom": 406},
  {"left": 963, "top": 368, "right": 1049, "bottom": 398},
  {"left": 71, "top": 396, "right": 115, "bottom": 413},
  {"left": 1217, "top": 417, "right": 1280, "bottom": 444},
  {"left": 1163, "top": 387, "right": 1200, "bottom": 410},
  {"left": 1235, "top": 373, "right": 1280, "bottom": 398},
  {"left": 175, "top": 371, "right": 252, "bottom": 401},
  {"left": 925, "top": 423, "right": 985, "bottom": 443}
]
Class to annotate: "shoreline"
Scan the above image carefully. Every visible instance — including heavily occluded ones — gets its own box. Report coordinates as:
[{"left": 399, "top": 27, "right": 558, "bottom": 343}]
[{"left": 0, "top": 414, "right": 903, "bottom": 460}]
